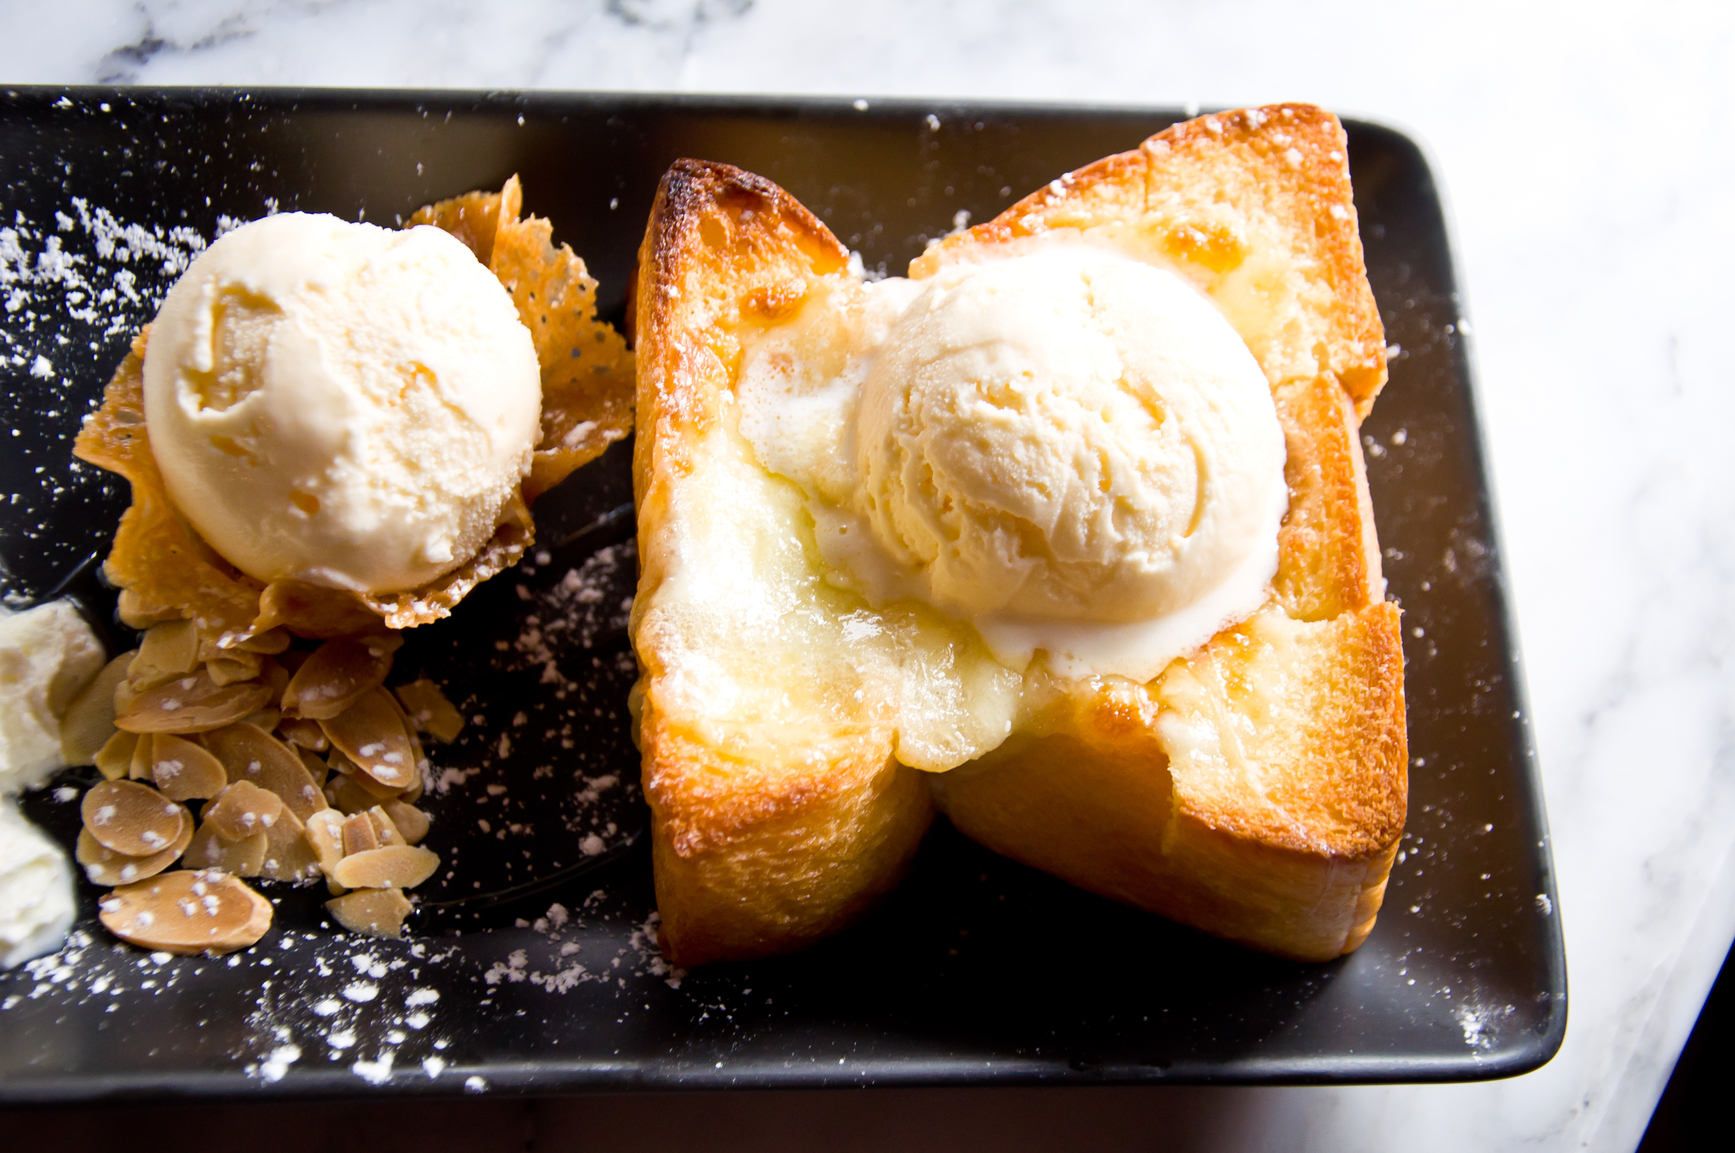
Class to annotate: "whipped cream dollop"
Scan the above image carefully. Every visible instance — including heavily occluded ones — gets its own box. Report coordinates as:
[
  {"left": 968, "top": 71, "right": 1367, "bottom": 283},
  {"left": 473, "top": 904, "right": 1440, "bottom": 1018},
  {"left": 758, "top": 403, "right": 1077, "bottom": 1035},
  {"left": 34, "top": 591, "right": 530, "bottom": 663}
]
[
  {"left": 143, "top": 213, "right": 542, "bottom": 595},
  {"left": 738, "top": 243, "right": 1287, "bottom": 682},
  {"left": 0, "top": 601, "right": 102, "bottom": 967},
  {"left": 0, "top": 804, "right": 76, "bottom": 969}
]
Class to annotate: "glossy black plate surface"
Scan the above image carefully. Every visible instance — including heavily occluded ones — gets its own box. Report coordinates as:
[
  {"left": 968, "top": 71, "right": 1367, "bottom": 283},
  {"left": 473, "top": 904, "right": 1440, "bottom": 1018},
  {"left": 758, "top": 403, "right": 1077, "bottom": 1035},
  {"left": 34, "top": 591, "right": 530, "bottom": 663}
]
[{"left": 0, "top": 88, "right": 1564, "bottom": 1099}]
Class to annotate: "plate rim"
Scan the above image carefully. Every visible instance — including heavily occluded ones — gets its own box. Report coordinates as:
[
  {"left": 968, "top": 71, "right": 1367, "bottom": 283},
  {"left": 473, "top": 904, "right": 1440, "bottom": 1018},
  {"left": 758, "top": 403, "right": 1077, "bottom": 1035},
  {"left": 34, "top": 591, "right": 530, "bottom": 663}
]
[{"left": 0, "top": 84, "right": 1566, "bottom": 1098}]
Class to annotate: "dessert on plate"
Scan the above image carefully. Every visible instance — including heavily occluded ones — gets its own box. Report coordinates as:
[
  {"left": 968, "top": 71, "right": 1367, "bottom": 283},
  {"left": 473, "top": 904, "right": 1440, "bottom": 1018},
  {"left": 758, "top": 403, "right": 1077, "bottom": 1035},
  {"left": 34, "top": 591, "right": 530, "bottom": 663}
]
[
  {"left": 58, "top": 177, "right": 634, "bottom": 951},
  {"left": 0, "top": 600, "right": 105, "bottom": 967},
  {"left": 630, "top": 104, "right": 1405, "bottom": 965}
]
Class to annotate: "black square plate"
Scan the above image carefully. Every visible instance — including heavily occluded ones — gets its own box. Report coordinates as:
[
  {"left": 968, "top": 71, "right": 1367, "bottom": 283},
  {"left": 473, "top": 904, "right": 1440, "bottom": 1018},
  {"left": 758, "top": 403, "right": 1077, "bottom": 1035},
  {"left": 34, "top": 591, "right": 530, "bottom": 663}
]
[{"left": 0, "top": 89, "right": 1564, "bottom": 1100}]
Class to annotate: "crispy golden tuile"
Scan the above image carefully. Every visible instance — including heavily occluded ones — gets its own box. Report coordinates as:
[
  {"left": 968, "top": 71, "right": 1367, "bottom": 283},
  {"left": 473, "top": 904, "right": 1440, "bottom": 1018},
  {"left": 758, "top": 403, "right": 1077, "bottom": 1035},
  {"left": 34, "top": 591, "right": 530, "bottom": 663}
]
[
  {"left": 75, "top": 177, "right": 634, "bottom": 643},
  {"left": 72, "top": 334, "right": 265, "bottom": 647},
  {"left": 405, "top": 186, "right": 506, "bottom": 263},
  {"left": 345, "top": 496, "right": 535, "bottom": 632}
]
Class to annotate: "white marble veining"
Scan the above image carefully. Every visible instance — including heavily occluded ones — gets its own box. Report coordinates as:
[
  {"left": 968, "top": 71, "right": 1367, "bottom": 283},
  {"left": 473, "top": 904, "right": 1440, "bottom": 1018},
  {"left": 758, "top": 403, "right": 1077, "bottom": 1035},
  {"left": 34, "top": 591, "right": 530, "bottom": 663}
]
[{"left": 4, "top": 2, "right": 1734, "bottom": 1149}]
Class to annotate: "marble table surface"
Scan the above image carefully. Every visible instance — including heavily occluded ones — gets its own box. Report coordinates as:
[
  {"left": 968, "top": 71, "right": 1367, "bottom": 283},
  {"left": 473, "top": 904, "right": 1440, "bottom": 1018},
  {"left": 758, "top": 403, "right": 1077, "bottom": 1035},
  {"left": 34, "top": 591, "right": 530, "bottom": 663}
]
[{"left": 3, "top": 2, "right": 1732, "bottom": 1150}]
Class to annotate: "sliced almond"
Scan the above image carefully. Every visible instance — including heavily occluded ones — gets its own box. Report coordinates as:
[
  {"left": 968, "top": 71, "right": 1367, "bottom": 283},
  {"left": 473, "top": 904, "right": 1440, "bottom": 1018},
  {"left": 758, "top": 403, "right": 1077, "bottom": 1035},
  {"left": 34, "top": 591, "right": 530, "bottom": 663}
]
[
  {"left": 127, "top": 731, "right": 155, "bottom": 780},
  {"left": 98, "top": 870, "right": 273, "bottom": 955},
  {"left": 76, "top": 822, "right": 190, "bottom": 887},
  {"left": 330, "top": 845, "right": 440, "bottom": 891},
  {"left": 240, "top": 707, "right": 282, "bottom": 732},
  {"left": 296, "top": 746, "right": 331, "bottom": 786},
  {"left": 278, "top": 717, "right": 329, "bottom": 752},
  {"left": 318, "top": 688, "right": 416, "bottom": 790},
  {"left": 203, "top": 780, "right": 285, "bottom": 841},
  {"left": 184, "top": 822, "right": 268, "bottom": 876},
  {"left": 128, "top": 620, "right": 199, "bottom": 691},
  {"left": 283, "top": 635, "right": 401, "bottom": 720},
  {"left": 61, "top": 653, "right": 135, "bottom": 766},
  {"left": 237, "top": 627, "right": 291, "bottom": 655},
  {"left": 326, "top": 887, "right": 413, "bottom": 938},
  {"left": 261, "top": 657, "right": 289, "bottom": 706},
  {"left": 326, "top": 773, "right": 388, "bottom": 815},
  {"left": 258, "top": 808, "right": 321, "bottom": 884},
  {"left": 382, "top": 801, "right": 430, "bottom": 846},
  {"left": 392, "top": 678, "right": 466, "bottom": 744},
  {"left": 304, "top": 810, "right": 347, "bottom": 891},
  {"left": 340, "top": 812, "right": 380, "bottom": 856},
  {"left": 150, "top": 733, "right": 228, "bottom": 801},
  {"left": 115, "top": 671, "right": 272, "bottom": 734},
  {"left": 81, "top": 780, "right": 188, "bottom": 858},
  {"left": 380, "top": 690, "right": 428, "bottom": 803},
  {"left": 365, "top": 805, "right": 407, "bottom": 848},
  {"left": 207, "top": 649, "right": 262, "bottom": 687},
  {"left": 396, "top": 765, "right": 425, "bottom": 806},
  {"left": 204, "top": 722, "right": 329, "bottom": 821},
  {"left": 94, "top": 729, "right": 140, "bottom": 781},
  {"left": 328, "top": 748, "right": 402, "bottom": 800}
]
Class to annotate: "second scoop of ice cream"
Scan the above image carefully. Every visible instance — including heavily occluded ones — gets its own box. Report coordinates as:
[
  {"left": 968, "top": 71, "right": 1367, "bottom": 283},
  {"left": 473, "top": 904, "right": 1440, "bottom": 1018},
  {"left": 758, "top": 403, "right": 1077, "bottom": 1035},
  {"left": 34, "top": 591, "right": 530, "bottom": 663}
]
[
  {"left": 854, "top": 247, "right": 1286, "bottom": 625},
  {"left": 143, "top": 213, "right": 542, "bottom": 595}
]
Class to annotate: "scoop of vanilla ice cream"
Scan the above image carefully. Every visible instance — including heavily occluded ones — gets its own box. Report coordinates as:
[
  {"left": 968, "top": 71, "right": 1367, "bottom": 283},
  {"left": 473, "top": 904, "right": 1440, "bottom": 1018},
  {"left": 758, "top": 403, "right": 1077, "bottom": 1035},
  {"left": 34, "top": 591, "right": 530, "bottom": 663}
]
[
  {"left": 0, "top": 803, "right": 75, "bottom": 969},
  {"left": 143, "top": 213, "right": 542, "bottom": 594},
  {"left": 0, "top": 601, "right": 104, "bottom": 794},
  {"left": 854, "top": 247, "right": 1286, "bottom": 625},
  {"left": 0, "top": 601, "right": 101, "bottom": 968}
]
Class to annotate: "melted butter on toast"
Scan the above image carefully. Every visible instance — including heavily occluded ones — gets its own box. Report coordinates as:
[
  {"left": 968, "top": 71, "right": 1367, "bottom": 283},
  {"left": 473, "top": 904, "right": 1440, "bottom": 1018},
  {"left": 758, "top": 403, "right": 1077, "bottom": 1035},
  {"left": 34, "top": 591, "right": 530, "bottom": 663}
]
[{"left": 684, "top": 231, "right": 1294, "bottom": 773}]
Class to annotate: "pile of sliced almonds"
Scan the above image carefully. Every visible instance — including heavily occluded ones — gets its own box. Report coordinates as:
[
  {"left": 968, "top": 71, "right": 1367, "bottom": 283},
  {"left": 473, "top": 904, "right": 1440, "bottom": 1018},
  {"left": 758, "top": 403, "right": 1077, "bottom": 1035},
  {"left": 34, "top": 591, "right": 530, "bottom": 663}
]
[{"left": 60, "top": 618, "right": 464, "bottom": 953}]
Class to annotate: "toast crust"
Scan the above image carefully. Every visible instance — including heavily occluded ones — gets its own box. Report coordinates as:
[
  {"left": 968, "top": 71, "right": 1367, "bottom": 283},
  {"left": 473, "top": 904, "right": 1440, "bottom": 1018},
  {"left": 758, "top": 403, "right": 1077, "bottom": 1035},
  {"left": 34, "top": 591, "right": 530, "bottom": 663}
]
[
  {"left": 633, "top": 161, "right": 936, "bottom": 966},
  {"left": 642, "top": 698, "right": 933, "bottom": 964},
  {"left": 633, "top": 106, "right": 1406, "bottom": 965}
]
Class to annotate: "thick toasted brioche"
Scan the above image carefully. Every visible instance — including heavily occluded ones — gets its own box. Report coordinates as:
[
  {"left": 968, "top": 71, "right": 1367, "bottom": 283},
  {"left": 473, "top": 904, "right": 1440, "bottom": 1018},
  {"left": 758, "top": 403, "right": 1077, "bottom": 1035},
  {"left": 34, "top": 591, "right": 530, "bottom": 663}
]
[
  {"left": 632, "top": 105, "right": 1406, "bottom": 966},
  {"left": 926, "top": 106, "right": 1404, "bottom": 960},
  {"left": 632, "top": 163, "right": 935, "bottom": 965}
]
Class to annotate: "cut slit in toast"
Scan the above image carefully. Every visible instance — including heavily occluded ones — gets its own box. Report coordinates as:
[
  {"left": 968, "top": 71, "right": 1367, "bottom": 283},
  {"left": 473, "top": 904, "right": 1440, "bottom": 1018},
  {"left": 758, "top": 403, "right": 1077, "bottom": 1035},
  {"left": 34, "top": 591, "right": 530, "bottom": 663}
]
[{"left": 630, "top": 105, "right": 1406, "bottom": 967}]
